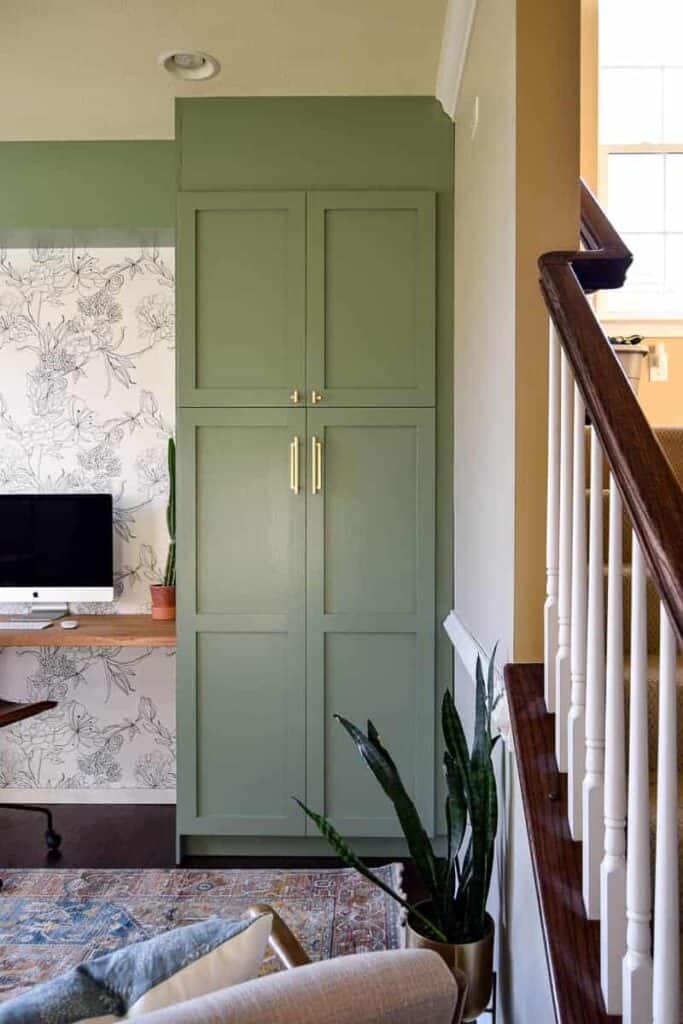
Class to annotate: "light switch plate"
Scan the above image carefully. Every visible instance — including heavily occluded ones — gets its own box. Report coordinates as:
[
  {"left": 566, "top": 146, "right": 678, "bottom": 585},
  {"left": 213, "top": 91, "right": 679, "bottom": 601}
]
[{"left": 648, "top": 343, "right": 669, "bottom": 382}]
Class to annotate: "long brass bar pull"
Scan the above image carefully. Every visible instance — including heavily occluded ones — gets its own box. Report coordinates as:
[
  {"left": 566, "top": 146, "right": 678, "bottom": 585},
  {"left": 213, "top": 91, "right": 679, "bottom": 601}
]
[
  {"left": 311, "top": 436, "right": 323, "bottom": 494},
  {"left": 316, "top": 437, "right": 323, "bottom": 493},
  {"left": 290, "top": 437, "right": 299, "bottom": 494}
]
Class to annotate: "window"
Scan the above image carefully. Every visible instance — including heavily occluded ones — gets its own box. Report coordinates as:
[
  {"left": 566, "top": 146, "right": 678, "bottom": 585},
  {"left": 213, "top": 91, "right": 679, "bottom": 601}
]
[{"left": 598, "top": 0, "right": 683, "bottom": 331}]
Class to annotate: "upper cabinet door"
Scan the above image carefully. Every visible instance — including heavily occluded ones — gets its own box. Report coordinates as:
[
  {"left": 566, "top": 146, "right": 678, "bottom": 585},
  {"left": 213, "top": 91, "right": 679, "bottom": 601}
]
[
  {"left": 306, "top": 191, "right": 436, "bottom": 407},
  {"left": 178, "top": 191, "right": 306, "bottom": 406}
]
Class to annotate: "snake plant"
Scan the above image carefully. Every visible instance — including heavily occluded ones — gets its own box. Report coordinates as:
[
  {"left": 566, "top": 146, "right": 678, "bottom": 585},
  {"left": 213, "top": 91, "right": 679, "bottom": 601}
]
[
  {"left": 162, "top": 437, "right": 176, "bottom": 587},
  {"left": 295, "top": 650, "right": 500, "bottom": 945}
]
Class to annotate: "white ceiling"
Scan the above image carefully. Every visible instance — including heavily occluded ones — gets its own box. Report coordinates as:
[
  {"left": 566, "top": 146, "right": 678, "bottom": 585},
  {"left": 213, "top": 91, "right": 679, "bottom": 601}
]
[{"left": 0, "top": 0, "right": 448, "bottom": 140}]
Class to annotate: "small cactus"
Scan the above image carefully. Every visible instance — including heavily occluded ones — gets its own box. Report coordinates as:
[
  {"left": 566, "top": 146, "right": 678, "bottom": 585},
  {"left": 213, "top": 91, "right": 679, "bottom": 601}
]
[{"left": 163, "top": 437, "right": 176, "bottom": 587}]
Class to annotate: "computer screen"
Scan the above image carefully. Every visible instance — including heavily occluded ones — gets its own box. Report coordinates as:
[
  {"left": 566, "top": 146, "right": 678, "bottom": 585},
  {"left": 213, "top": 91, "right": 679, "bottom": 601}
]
[{"left": 0, "top": 494, "right": 113, "bottom": 600}]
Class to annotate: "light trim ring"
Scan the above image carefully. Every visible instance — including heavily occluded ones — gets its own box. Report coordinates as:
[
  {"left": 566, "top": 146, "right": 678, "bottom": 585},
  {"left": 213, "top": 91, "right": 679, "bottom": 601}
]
[{"left": 159, "top": 50, "right": 221, "bottom": 81}]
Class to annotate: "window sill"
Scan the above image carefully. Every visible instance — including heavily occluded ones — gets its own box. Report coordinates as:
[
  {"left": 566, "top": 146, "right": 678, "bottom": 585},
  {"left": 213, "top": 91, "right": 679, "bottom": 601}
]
[{"left": 599, "top": 317, "right": 683, "bottom": 339}]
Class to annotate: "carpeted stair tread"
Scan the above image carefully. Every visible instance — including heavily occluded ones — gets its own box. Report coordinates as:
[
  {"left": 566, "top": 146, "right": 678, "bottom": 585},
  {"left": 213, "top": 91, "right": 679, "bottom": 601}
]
[
  {"left": 602, "top": 563, "right": 661, "bottom": 655},
  {"left": 648, "top": 771, "right": 683, "bottom": 982},
  {"left": 584, "top": 425, "right": 683, "bottom": 489},
  {"left": 624, "top": 654, "right": 683, "bottom": 760},
  {"left": 581, "top": 427, "right": 683, "bottom": 656}
]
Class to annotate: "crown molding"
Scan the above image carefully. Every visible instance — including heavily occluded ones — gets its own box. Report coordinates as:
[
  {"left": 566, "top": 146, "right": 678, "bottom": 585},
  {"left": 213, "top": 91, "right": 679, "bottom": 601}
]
[{"left": 435, "top": 0, "right": 479, "bottom": 121}]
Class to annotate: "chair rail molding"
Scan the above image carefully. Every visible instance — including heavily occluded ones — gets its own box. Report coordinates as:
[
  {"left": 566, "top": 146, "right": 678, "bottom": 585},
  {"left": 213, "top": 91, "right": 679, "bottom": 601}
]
[
  {"left": 443, "top": 611, "right": 512, "bottom": 749},
  {"left": 436, "top": 0, "right": 479, "bottom": 120}
]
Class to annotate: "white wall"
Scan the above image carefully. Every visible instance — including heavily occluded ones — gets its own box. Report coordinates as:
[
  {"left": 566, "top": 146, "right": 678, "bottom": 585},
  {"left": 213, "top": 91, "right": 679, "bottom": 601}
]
[
  {"left": 453, "top": 0, "right": 515, "bottom": 666},
  {"left": 449, "top": 0, "right": 578, "bottom": 1016},
  {"left": 0, "top": 246, "right": 176, "bottom": 803}
]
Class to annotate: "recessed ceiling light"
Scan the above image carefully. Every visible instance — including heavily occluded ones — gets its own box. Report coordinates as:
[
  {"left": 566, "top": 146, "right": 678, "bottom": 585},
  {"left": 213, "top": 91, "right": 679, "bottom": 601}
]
[{"left": 159, "top": 50, "right": 220, "bottom": 81}]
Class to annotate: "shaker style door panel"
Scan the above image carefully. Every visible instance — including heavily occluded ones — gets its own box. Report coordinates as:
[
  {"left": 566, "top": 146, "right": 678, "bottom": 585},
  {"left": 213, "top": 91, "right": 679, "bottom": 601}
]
[
  {"left": 178, "top": 192, "right": 306, "bottom": 406},
  {"left": 306, "top": 191, "right": 435, "bottom": 406},
  {"left": 305, "top": 408, "right": 436, "bottom": 837},
  {"left": 177, "top": 408, "right": 307, "bottom": 835}
]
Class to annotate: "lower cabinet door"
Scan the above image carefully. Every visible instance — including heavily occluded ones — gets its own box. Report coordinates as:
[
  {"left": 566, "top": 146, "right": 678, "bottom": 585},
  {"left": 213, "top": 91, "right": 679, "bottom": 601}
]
[
  {"left": 177, "top": 408, "right": 307, "bottom": 836},
  {"left": 305, "top": 408, "right": 436, "bottom": 837}
]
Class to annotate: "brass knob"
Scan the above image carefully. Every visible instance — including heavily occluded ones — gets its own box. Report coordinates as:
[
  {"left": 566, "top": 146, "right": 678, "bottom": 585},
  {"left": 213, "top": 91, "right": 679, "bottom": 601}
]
[
  {"left": 289, "top": 389, "right": 301, "bottom": 404},
  {"left": 311, "top": 389, "right": 323, "bottom": 404}
]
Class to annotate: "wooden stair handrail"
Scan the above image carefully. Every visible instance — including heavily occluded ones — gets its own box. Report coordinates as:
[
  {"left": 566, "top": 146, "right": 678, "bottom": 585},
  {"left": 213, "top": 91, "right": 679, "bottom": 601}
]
[{"left": 539, "top": 180, "right": 683, "bottom": 649}]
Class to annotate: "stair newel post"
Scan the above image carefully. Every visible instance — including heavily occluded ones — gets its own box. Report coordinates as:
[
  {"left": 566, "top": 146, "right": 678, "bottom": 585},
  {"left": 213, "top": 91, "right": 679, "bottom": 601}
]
[
  {"left": 600, "top": 473, "right": 627, "bottom": 1013},
  {"left": 622, "top": 535, "right": 653, "bottom": 1023},
  {"left": 583, "top": 430, "right": 606, "bottom": 918},
  {"left": 568, "top": 384, "right": 587, "bottom": 838},
  {"left": 555, "top": 350, "right": 574, "bottom": 771},
  {"left": 652, "top": 606, "right": 680, "bottom": 1024},
  {"left": 545, "top": 320, "right": 561, "bottom": 712}
]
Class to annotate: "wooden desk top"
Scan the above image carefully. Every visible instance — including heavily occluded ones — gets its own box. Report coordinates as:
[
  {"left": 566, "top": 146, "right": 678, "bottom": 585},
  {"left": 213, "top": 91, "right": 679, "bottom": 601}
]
[{"left": 0, "top": 614, "right": 176, "bottom": 647}]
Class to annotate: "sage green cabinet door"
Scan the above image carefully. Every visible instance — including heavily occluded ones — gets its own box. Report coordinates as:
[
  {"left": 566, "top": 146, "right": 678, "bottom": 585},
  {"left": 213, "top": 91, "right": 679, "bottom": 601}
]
[
  {"left": 306, "top": 409, "right": 436, "bottom": 837},
  {"left": 306, "top": 191, "right": 435, "bottom": 407},
  {"left": 178, "top": 192, "right": 306, "bottom": 406},
  {"left": 177, "top": 408, "right": 307, "bottom": 836}
]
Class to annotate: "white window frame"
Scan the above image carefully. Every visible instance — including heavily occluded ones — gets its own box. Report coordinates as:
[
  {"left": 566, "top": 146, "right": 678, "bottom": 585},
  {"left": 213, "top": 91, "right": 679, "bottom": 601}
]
[{"left": 597, "top": 143, "right": 683, "bottom": 337}]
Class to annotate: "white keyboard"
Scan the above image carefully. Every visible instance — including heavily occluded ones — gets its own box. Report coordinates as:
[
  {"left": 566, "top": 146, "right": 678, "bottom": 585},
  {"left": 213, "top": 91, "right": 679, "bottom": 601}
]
[{"left": 0, "top": 620, "right": 52, "bottom": 630}]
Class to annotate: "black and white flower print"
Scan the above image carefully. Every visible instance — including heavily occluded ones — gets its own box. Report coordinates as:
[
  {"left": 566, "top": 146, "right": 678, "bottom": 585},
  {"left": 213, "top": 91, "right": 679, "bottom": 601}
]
[{"left": 0, "top": 247, "right": 176, "bottom": 794}]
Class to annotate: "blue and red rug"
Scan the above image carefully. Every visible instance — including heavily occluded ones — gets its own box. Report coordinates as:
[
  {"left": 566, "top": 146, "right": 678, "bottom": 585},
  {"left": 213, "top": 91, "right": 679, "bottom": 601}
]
[{"left": 0, "top": 865, "right": 404, "bottom": 1001}]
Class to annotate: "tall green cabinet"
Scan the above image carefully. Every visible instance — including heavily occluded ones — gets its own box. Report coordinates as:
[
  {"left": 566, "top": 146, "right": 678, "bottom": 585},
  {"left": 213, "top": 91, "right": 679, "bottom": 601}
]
[{"left": 176, "top": 98, "right": 454, "bottom": 858}]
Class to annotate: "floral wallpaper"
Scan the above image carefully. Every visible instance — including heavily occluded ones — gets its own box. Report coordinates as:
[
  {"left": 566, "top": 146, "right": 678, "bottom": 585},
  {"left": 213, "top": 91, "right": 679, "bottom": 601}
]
[{"left": 0, "top": 247, "right": 176, "bottom": 800}]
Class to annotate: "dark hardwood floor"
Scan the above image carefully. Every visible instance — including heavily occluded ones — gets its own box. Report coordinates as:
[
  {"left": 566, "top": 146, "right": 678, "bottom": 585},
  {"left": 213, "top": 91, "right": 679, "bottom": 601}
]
[
  {"left": 0, "top": 803, "right": 422, "bottom": 898},
  {"left": 1, "top": 804, "right": 176, "bottom": 870}
]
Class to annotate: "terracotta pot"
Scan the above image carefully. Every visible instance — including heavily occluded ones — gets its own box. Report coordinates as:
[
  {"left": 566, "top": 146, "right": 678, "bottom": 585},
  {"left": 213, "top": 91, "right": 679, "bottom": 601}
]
[
  {"left": 150, "top": 585, "right": 176, "bottom": 621},
  {"left": 405, "top": 906, "right": 494, "bottom": 1022}
]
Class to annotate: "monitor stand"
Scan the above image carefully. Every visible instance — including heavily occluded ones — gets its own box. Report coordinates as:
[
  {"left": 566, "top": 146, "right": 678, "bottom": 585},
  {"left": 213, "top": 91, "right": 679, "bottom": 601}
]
[{"left": 16, "top": 604, "right": 68, "bottom": 623}]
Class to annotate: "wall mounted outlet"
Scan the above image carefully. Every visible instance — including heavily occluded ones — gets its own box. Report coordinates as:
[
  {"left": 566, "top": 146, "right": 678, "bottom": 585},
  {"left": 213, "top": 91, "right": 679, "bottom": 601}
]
[{"left": 648, "top": 342, "right": 668, "bottom": 382}]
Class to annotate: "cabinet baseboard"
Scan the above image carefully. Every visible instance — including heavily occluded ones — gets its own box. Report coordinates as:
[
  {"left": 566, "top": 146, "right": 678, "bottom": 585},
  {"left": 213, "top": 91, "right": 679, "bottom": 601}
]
[{"left": 178, "top": 833, "right": 447, "bottom": 861}]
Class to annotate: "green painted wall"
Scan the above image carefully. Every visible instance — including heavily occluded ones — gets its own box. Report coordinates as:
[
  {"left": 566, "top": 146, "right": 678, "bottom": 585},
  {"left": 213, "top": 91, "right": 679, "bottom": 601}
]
[{"left": 0, "top": 141, "right": 175, "bottom": 245}]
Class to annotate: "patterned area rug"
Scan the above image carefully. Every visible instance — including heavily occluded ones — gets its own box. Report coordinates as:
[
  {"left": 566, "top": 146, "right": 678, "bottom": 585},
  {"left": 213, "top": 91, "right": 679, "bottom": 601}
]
[{"left": 0, "top": 865, "right": 404, "bottom": 1002}]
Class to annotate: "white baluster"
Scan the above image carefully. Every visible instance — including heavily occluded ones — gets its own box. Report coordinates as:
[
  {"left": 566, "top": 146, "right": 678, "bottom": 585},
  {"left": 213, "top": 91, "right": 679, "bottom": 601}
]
[
  {"left": 568, "top": 385, "right": 587, "bottom": 838},
  {"left": 583, "top": 431, "right": 606, "bottom": 918},
  {"left": 652, "top": 606, "right": 680, "bottom": 1024},
  {"left": 555, "top": 351, "right": 574, "bottom": 771},
  {"left": 622, "top": 536, "right": 652, "bottom": 1023},
  {"left": 545, "top": 322, "right": 561, "bottom": 712},
  {"left": 600, "top": 474, "right": 626, "bottom": 1013}
]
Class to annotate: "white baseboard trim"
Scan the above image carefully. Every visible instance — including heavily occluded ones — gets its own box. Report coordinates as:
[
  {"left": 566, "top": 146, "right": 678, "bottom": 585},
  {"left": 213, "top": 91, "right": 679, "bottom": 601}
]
[
  {"left": 443, "top": 611, "right": 505, "bottom": 684},
  {"left": 0, "top": 788, "right": 176, "bottom": 805},
  {"left": 442, "top": 611, "right": 512, "bottom": 750}
]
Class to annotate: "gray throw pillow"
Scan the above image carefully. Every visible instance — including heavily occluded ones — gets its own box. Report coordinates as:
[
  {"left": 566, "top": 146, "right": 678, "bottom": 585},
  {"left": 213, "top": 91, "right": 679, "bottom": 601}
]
[{"left": 0, "top": 913, "right": 272, "bottom": 1023}]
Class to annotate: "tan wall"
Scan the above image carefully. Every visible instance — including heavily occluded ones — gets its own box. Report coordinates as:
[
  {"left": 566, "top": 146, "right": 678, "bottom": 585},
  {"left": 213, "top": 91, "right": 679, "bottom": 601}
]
[
  {"left": 514, "top": 0, "right": 581, "bottom": 661},
  {"left": 638, "top": 339, "right": 683, "bottom": 427},
  {"left": 581, "top": 0, "right": 599, "bottom": 190}
]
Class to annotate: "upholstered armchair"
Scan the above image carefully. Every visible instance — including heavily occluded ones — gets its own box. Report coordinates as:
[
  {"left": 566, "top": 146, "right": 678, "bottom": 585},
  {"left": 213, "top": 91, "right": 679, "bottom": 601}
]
[{"left": 137, "top": 903, "right": 468, "bottom": 1024}]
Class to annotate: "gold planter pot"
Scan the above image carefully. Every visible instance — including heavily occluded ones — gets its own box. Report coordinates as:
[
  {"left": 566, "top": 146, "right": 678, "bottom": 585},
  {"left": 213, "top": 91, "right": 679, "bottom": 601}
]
[{"left": 405, "top": 909, "right": 494, "bottom": 1022}]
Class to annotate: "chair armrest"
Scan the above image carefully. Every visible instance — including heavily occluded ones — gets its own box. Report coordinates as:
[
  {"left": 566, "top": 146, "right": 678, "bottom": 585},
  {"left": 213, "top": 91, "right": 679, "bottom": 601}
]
[
  {"left": 246, "top": 903, "right": 311, "bottom": 968},
  {"left": 135, "top": 949, "right": 460, "bottom": 1024}
]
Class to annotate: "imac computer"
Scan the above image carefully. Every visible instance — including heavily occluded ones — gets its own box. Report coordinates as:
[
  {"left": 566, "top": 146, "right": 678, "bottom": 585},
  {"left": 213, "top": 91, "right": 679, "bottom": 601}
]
[{"left": 0, "top": 494, "right": 114, "bottom": 623}]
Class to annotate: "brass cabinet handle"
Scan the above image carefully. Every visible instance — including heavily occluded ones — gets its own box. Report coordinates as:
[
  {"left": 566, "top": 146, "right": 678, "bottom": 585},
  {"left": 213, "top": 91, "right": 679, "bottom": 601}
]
[
  {"left": 311, "top": 389, "right": 323, "bottom": 404},
  {"left": 311, "top": 436, "right": 323, "bottom": 494},
  {"left": 290, "top": 436, "right": 300, "bottom": 494},
  {"left": 289, "top": 388, "right": 301, "bottom": 404}
]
